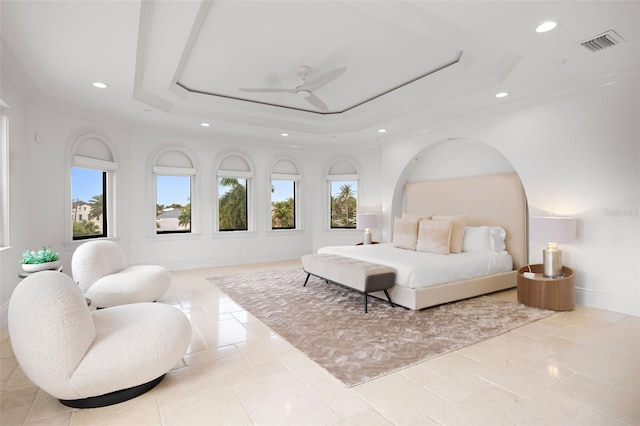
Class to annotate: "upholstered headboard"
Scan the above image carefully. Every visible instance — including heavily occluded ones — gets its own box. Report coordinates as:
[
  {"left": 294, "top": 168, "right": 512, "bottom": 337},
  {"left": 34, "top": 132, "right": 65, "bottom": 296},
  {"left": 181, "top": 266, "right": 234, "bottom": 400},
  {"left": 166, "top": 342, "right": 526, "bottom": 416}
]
[{"left": 404, "top": 172, "right": 527, "bottom": 269}]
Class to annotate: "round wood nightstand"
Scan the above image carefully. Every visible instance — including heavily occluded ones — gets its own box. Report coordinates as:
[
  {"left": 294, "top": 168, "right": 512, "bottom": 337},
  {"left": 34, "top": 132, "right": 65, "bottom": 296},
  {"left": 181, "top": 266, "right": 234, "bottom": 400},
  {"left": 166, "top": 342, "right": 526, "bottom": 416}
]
[{"left": 517, "top": 264, "right": 575, "bottom": 311}]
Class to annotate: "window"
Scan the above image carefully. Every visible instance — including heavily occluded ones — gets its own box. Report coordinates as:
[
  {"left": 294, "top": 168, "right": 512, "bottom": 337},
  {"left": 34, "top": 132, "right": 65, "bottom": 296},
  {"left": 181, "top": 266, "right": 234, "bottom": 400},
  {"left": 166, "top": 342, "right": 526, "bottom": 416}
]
[
  {"left": 151, "top": 148, "right": 197, "bottom": 236},
  {"left": 270, "top": 159, "right": 301, "bottom": 230},
  {"left": 71, "top": 157, "right": 115, "bottom": 240},
  {"left": 156, "top": 175, "right": 191, "bottom": 234},
  {"left": 68, "top": 132, "right": 117, "bottom": 241},
  {"left": 218, "top": 177, "right": 248, "bottom": 231},
  {"left": 272, "top": 180, "right": 295, "bottom": 229},
  {"left": 330, "top": 180, "right": 358, "bottom": 228},
  {"left": 72, "top": 168, "right": 106, "bottom": 239},
  {"left": 216, "top": 154, "right": 253, "bottom": 232},
  {"left": 327, "top": 159, "right": 359, "bottom": 229}
]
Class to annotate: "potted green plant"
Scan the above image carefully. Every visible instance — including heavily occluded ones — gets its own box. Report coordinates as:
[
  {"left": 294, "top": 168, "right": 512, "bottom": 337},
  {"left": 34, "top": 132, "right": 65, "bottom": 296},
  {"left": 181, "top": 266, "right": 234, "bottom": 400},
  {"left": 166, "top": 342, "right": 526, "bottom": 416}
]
[{"left": 20, "top": 246, "right": 61, "bottom": 272}]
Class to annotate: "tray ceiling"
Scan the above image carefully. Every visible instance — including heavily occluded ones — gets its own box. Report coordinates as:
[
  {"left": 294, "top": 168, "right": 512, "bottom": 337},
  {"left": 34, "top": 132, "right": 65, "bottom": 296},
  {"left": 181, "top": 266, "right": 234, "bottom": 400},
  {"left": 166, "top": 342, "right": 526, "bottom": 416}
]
[{"left": 1, "top": 1, "right": 638, "bottom": 144}]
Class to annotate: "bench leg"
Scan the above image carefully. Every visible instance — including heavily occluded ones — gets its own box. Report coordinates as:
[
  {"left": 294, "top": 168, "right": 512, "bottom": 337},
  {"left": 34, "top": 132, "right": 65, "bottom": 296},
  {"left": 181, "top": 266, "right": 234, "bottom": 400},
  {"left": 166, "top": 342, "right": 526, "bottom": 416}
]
[
  {"left": 364, "top": 292, "right": 368, "bottom": 313},
  {"left": 303, "top": 273, "right": 311, "bottom": 287},
  {"left": 383, "top": 289, "right": 395, "bottom": 308}
]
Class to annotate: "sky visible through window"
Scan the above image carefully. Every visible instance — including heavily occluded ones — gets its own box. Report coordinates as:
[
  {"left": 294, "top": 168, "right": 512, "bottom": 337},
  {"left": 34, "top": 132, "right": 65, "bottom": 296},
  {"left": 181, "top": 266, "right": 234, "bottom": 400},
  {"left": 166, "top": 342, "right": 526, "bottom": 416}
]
[
  {"left": 72, "top": 168, "right": 102, "bottom": 201},
  {"left": 271, "top": 180, "right": 294, "bottom": 202},
  {"left": 157, "top": 175, "right": 190, "bottom": 206}
]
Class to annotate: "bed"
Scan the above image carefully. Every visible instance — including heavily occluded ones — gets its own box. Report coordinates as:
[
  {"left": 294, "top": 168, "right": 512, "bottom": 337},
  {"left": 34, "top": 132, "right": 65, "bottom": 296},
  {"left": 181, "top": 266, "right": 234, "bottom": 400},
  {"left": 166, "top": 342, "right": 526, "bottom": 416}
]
[{"left": 318, "top": 172, "right": 527, "bottom": 310}]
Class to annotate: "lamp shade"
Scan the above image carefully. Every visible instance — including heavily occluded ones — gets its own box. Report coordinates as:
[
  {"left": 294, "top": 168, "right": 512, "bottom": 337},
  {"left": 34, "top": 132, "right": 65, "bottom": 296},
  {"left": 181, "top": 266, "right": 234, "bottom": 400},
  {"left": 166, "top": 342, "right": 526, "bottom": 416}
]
[
  {"left": 356, "top": 213, "right": 379, "bottom": 230},
  {"left": 530, "top": 216, "right": 576, "bottom": 244}
]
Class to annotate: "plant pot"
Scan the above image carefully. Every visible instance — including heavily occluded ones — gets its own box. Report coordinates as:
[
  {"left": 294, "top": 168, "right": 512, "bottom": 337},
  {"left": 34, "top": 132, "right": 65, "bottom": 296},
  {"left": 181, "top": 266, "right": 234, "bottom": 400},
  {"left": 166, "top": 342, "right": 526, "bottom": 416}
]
[{"left": 21, "top": 260, "right": 61, "bottom": 273}]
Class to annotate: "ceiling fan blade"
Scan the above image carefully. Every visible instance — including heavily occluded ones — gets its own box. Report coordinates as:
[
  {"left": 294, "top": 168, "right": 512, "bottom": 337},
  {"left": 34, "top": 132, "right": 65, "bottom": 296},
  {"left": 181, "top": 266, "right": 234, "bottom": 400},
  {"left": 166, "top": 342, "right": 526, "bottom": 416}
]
[
  {"left": 305, "top": 93, "right": 329, "bottom": 112},
  {"left": 302, "top": 67, "right": 346, "bottom": 92},
  {"left": 239, "top": 88, "right": 296, "bottom": 93}
]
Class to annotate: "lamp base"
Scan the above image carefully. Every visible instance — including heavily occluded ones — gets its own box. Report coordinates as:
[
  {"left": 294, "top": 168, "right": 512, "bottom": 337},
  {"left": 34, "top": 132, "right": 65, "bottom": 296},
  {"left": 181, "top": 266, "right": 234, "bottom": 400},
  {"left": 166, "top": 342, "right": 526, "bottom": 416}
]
[
  {"left": 543, "top": 248, "right": 563, "bottom": 278},
  {"left": 363, "top": 229, "right": 372, "bottom": 245}
]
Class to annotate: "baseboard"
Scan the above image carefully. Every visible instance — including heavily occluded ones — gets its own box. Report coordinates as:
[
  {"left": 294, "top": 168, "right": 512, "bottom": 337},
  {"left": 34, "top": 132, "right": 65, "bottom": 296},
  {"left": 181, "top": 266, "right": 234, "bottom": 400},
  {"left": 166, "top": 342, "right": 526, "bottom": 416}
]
[
  {"left": 575, "top": 286, "right": 640, "bottom": 317},
  {"left": 156, "top": 250, "right": 310, "bottom": 271}
]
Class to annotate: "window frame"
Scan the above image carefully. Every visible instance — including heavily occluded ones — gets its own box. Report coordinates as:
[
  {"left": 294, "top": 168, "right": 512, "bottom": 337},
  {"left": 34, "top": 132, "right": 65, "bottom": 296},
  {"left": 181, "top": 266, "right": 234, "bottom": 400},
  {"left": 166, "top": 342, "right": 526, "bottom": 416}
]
[
  {"left": 70, "top": 155, "right": 117, "bottom": 241},
  {"left": 327, "top": 173, "right": 359, "bottom": 230},
  {"left": 270, "top": 173, "right": 301, "bottom": 230},
  {"left": 154, "top": 167, "right": 194, "bottom": 235},
  {"left": 216, "top": 170, "right": 252, "bottom": 232}
]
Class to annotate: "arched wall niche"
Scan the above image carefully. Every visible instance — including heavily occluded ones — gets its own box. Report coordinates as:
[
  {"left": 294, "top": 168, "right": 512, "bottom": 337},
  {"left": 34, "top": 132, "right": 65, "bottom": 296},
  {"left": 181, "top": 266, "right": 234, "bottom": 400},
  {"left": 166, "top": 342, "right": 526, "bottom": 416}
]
[{"left": 390, "top": 137, "right": 521, "bottom": 222}]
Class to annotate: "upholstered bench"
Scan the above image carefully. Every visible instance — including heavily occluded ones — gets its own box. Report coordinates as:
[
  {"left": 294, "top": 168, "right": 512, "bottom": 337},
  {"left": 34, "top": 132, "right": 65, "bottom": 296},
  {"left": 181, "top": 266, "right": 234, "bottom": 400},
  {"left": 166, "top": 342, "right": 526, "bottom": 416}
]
[{"left": 301, "top": 253, "right": 396, "bottom": 313}]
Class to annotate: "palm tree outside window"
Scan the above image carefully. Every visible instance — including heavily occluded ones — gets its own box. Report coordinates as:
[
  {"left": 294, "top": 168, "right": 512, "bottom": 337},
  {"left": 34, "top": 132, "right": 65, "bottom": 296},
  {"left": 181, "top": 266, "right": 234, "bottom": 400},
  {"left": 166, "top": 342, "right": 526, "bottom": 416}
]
[
  {"left": 218, "top": 177, "right": 248, "bottom": 231},
  {"left": 330, "top": 180, "right": 358, "bottom": 229}
]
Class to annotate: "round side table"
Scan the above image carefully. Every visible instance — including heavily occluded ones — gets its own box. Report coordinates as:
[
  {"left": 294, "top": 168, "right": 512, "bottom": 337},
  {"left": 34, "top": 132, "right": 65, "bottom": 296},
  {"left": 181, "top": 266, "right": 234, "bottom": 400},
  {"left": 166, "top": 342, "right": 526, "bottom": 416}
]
[{"left": 517, "top": 264, "right": 575, "bottom": 311}]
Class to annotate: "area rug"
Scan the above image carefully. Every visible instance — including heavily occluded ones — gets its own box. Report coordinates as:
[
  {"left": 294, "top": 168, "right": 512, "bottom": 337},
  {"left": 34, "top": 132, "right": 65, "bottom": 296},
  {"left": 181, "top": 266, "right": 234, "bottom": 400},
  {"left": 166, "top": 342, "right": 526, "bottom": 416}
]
[{"left": 208, "top": 268, "right": 553, "bottom": 387}]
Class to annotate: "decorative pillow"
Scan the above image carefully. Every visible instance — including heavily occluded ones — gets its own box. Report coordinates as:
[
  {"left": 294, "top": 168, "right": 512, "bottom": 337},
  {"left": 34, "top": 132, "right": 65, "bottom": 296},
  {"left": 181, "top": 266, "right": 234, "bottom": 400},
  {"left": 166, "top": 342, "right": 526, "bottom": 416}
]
[
  {"left": 462, "top": 226, "right": 492, "bottom": 252},
  {"left": 490, "top": 226, "right": 507, "bottom": 252},
  {"left": 416, "top": 218, "right": 452, "bottom": 255},
  {"left": 432, "top": 214, "right": 467, "bottom": 253},
  {"left": 392, "top": 216, "right": 420, "bottom": 250}
]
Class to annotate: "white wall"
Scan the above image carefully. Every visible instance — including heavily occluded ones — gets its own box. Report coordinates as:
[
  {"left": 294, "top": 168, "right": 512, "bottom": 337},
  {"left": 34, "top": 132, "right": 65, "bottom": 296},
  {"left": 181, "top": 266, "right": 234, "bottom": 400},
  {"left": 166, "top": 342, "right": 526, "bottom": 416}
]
[
  {"left": 0, "top": 43, "right": 37, "bottom": 327},
  {"left": 380, "top": 77, "right": 639, "bottom": 316}
]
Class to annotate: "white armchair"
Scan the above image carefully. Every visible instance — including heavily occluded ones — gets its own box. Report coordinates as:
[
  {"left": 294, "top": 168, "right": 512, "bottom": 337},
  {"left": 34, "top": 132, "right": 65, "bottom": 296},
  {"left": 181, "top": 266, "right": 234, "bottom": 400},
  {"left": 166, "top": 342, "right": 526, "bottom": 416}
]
[
  {"left": 72, "top": 240, "right": 170, "bottom": 308},
  {"left": 8, "top": 271, "right": 191, "bottom": 408}
]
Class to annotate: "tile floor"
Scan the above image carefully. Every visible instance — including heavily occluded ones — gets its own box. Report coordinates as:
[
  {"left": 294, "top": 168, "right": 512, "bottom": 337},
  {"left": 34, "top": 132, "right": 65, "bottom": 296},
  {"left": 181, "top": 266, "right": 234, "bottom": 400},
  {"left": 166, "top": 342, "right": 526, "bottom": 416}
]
[{"left": 1, "top": 259, "right": 638, "bottom": 425}]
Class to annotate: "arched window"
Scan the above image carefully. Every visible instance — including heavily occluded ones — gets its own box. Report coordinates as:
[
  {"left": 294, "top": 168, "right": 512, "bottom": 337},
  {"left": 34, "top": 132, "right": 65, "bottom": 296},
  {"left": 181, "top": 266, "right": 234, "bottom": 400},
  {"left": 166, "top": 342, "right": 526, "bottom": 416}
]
[
  {"left": 269, "top": 158, "right": 301, "bottom": 230},
  {"left": 152, "top": 147, "right": 197, "bottom": 235},
  {"left": 327, "top": 158, "right": 359, "bottom": 229},
  {"left": 69, "top": 131, "right": 117, "bottom": 241},
  {"left": 216, "top": 153, "right": 253, "bottom": 232}
]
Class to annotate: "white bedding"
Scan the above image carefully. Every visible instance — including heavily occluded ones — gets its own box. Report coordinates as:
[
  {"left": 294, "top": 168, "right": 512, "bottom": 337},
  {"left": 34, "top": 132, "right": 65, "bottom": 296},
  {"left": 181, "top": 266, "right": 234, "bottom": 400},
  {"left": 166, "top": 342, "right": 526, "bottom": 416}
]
[{"left": 317, "top": 243, "right": 513, "bottom": 290}]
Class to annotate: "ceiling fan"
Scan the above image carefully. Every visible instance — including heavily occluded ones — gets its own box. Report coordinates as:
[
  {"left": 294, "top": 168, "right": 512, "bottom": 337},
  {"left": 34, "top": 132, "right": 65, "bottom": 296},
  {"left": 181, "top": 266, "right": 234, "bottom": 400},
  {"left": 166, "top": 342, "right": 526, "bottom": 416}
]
[{"left": 239, "top": 65, "right": 346, "bottom": 112}]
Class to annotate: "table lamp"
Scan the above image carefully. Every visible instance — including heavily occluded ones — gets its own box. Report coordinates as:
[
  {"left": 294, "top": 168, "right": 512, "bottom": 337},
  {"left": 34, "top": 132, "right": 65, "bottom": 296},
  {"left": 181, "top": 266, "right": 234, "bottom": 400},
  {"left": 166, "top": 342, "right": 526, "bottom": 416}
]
[
  {"left": 530, "top": 216, "right": 576, "bottom": 278},
  {"left": 357, "top": 213, "right": 379, "bottom": 245}
]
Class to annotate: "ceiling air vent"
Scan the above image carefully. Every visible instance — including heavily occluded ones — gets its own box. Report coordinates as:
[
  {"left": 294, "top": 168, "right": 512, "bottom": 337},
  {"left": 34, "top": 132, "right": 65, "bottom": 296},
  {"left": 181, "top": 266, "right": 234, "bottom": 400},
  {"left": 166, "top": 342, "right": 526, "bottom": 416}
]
[{"left": 578, "top": 30, "right": 624, "bottom": 52}]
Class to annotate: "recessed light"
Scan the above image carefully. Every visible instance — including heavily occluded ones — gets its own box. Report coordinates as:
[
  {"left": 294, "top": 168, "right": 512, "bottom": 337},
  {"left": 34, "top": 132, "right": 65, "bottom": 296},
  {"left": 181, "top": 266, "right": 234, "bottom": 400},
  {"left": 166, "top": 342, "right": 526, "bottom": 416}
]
[
  {"left": 92, "top": 82, "right": 108, "bottom": 89},
  {"left": 536, "top": 21, "right": 557, "bottom": 33},
  {"left": 495, "top": 92, "right": 509, "bottom": 98},
  {"left": 200, "top": 122, "right": 210, "bottom": 127},
  {"left": 281, "top": 133, "right": 289, "bottom": 137},
  {"left": 378, "top": 129, "right": 387, "bottom": 133}
]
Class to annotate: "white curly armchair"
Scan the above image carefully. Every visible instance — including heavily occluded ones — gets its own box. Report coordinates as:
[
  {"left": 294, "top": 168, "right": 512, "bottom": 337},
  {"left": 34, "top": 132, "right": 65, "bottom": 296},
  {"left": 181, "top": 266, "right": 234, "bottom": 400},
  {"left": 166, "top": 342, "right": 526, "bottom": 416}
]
[
  {"left": 72, "top": 240, "right": 170, "bottom": 308},
  {"left": 8, "top": 271, "right": 191, "bottom": 408}
]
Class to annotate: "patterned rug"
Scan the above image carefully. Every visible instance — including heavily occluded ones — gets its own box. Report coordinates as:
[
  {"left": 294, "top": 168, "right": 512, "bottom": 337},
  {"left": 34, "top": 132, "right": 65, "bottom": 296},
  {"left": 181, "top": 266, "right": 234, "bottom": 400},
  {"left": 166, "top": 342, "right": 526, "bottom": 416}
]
[{"left": 208, "top": 268, "right": 553, "bottom": 387}]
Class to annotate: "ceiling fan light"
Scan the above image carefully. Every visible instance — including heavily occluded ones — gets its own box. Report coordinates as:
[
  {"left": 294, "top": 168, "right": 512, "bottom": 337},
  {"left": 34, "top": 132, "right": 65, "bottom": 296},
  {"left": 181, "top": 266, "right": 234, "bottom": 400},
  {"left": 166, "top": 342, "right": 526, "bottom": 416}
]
[{"left": 296, "top": 89, "right": 312, "bottom": 98}]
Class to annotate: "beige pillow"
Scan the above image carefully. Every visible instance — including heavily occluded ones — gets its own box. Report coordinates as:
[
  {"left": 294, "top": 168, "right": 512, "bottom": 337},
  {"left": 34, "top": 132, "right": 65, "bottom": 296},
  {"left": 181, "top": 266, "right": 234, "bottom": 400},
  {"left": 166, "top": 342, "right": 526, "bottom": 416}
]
[
  {"left": 433, "top": 214, "right": 467, "bottom": 253},
  {"left": 416, "top": 218, "right": 452, "bottom": 255},
  {"left": 392, "top": 216, "right": 419, "bottom": 250}
]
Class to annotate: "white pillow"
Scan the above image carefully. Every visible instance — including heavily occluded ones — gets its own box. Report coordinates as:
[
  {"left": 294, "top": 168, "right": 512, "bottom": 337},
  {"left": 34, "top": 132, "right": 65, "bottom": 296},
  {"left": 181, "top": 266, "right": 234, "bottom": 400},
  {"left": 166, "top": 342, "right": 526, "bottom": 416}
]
[
  {"left": 462, "top": 226, "right": 492, "bottom": 252},
  {"left": 490, "top": 226, "right": 507, "bottom": 252},
  {"left": 462, "top": 226, "right": 507, "bottom": 253}
]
